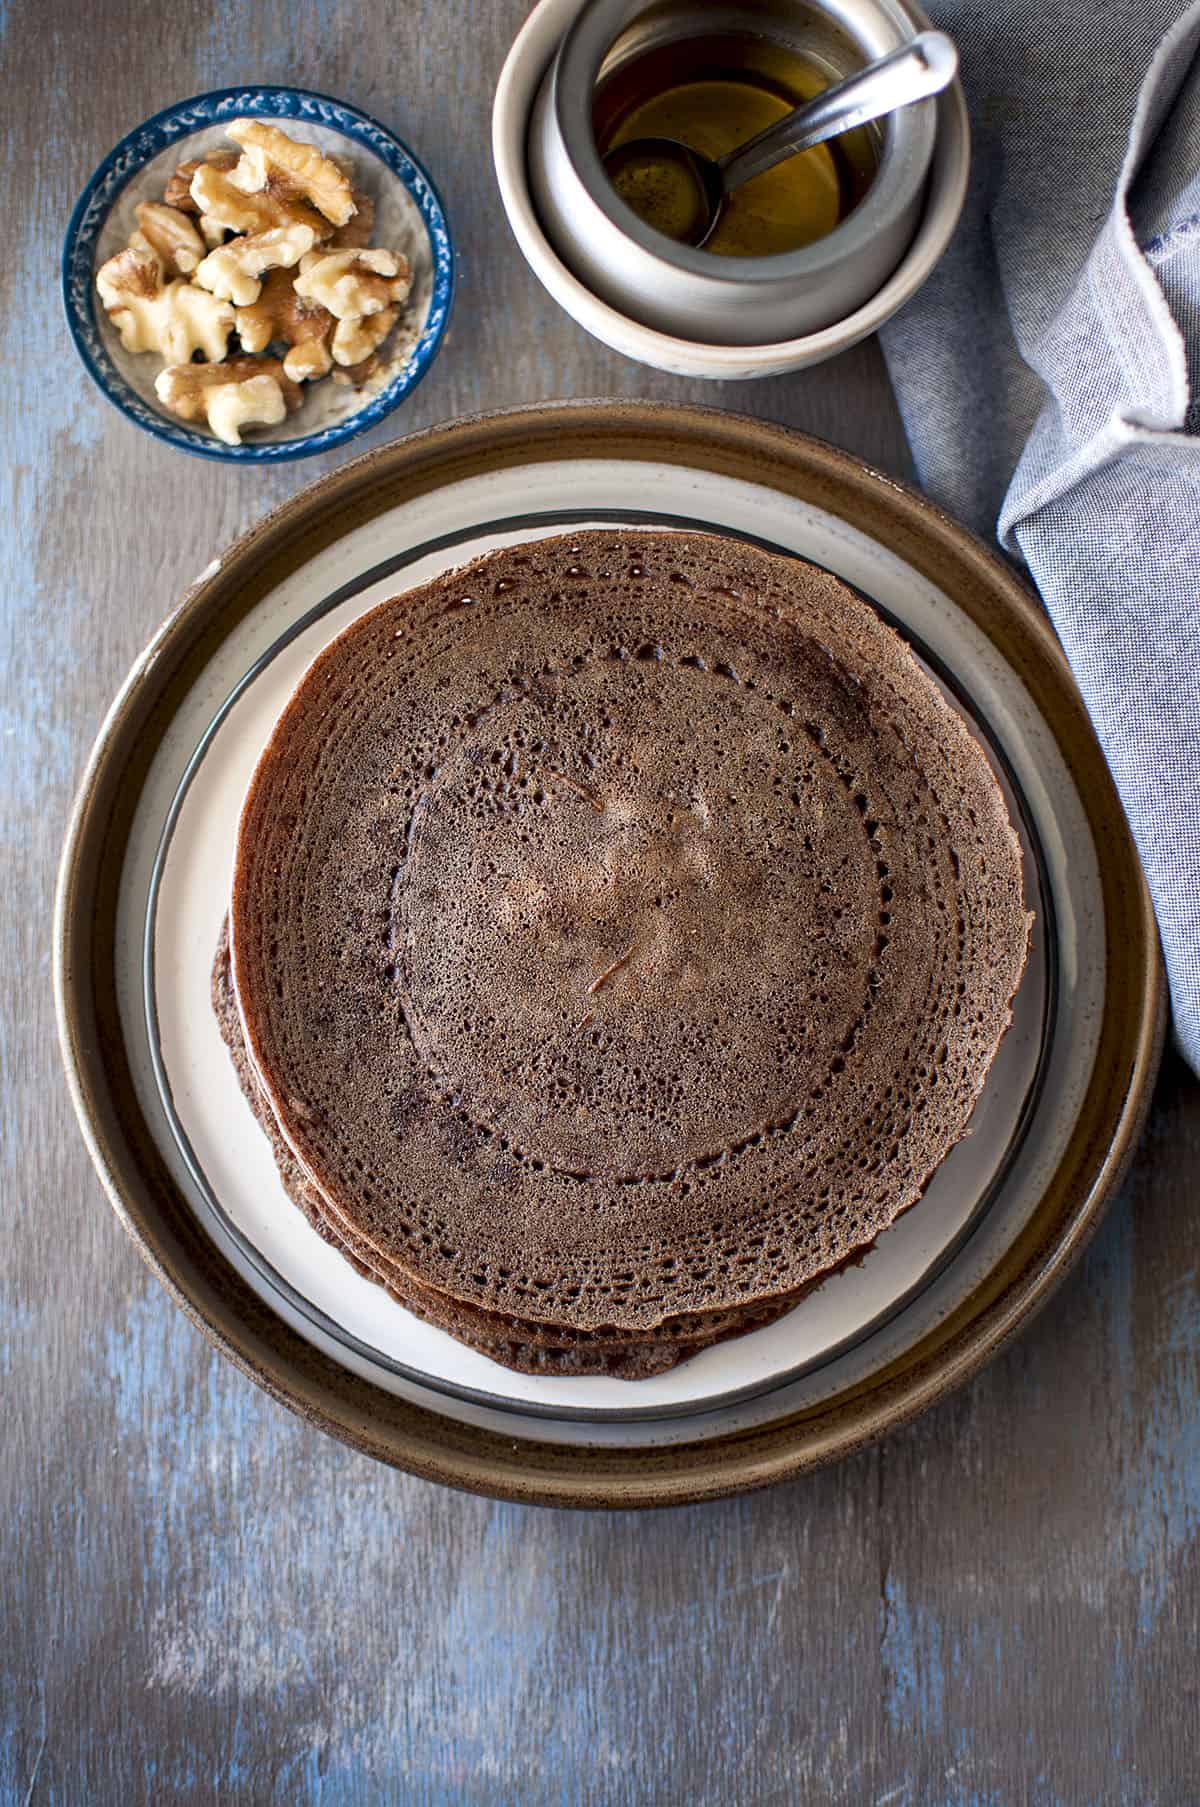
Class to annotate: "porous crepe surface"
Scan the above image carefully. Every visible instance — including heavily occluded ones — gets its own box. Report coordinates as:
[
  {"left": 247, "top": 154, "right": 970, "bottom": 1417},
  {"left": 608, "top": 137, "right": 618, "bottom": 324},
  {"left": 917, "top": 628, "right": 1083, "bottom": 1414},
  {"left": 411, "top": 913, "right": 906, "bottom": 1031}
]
[
  {"left": 212, "top": 925, "right": 797, "bottom": 1376},
  {"left": 230, "top": 530, "right": 1031, "bottom": 1338}
]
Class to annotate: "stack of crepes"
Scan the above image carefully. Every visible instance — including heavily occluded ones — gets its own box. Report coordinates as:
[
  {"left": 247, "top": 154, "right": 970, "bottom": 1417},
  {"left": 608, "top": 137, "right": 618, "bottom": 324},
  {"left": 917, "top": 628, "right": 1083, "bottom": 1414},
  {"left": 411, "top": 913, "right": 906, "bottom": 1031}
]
[{"left": 215, "top": 530, "right": 1030, "bottom": 1377}]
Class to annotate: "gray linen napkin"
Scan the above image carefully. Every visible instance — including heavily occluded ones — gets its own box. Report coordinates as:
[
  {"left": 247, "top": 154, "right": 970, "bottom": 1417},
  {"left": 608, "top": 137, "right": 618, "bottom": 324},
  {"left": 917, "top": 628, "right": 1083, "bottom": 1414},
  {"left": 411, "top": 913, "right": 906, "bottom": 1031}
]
[{"left": 880, "top": 0, "right": 1200, "bottom": 1071}]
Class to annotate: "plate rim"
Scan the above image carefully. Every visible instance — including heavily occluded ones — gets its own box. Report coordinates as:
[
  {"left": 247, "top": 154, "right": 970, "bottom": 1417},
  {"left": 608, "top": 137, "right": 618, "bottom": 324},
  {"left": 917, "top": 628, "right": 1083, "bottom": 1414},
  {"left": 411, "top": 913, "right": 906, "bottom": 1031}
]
[{"left": 53, "top": 400, "right": 1167, "bottom": 1507}]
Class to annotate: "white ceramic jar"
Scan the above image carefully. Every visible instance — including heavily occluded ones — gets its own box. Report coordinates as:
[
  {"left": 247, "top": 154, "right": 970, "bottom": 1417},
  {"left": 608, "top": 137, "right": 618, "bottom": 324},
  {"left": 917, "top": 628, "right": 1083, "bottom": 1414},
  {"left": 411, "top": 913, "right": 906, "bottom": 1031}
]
[{"left": 493, "top": 0, "right": 970, "bottom": 376}]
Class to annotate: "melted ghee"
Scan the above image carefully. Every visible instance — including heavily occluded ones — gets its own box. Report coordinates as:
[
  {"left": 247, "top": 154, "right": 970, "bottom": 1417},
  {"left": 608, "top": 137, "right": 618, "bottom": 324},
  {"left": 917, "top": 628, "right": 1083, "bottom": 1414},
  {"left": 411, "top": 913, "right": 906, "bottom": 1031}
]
[{"left": 594, "top": 33, "right": 876, "bottom": 258}]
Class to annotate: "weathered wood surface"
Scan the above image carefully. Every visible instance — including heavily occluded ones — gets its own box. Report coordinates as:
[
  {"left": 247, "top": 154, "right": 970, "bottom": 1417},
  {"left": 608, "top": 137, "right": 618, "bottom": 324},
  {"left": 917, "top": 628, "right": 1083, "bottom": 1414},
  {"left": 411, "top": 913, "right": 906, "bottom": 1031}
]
[{"left": 3, "top": 1, "right": 1198, "bottom": 1801}]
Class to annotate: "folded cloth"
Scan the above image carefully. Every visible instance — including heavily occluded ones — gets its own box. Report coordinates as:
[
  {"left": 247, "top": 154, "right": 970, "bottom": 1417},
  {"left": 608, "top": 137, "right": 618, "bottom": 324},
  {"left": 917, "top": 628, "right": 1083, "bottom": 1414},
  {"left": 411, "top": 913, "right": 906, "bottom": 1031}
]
[{"left": 881, "top": 0, "right": 1200, "bottom": 1071}]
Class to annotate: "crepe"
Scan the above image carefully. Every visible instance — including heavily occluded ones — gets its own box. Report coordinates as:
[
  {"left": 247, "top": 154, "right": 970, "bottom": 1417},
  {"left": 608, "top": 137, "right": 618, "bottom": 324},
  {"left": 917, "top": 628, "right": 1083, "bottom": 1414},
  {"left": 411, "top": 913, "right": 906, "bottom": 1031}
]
[{"left": 222, "top": 529, "right": 1031, "bottom": 1375}]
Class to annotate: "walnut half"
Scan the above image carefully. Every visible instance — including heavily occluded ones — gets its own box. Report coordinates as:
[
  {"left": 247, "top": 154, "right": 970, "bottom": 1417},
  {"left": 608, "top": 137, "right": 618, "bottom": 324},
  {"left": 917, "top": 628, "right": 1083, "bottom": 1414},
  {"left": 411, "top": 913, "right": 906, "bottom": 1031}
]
[
  {"left": 332, "top": 304, "right": 399, "bottom": 368},
  {"left": 163, "top": 149, "right": 238, "bottom": 213},
  {"left": 96, "top": 243, "right": 163, "bottom": 308},
  {"left": 194, "top": 222, "right": 316, "bottom": 306},
  {"left": 226, "top": 118, "right": 356, "bottom": 227},
  {"left": 190, "top": 163, "right": 330, "bottom": 243},
  {"left": 96, "top": 259, "right": 234, "bottom": 364},
  {"left": 155, "top": 357, "right": 302, "bottom": 445},
  {"left": 293, "top": 248, "right": 411, "bottom": 319},
  {"left": 132, "top": 203, "right": 206, "bottom": 276}
]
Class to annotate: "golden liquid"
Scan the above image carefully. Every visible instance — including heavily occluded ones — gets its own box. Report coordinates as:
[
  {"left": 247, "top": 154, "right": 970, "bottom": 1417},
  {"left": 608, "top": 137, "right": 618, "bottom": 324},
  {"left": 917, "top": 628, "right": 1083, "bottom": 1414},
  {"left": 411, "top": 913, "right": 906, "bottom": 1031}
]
[{"left": 594, "top": 33, "right": 876, "bottom": 258}]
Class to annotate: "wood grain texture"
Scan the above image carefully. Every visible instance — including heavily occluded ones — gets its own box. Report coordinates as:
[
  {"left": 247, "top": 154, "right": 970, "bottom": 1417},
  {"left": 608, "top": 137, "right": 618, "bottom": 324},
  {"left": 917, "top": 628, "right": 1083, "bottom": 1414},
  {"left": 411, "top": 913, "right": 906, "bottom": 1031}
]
[{"left": 1, "top": 0, "right": 1197, "bottom": 1802}]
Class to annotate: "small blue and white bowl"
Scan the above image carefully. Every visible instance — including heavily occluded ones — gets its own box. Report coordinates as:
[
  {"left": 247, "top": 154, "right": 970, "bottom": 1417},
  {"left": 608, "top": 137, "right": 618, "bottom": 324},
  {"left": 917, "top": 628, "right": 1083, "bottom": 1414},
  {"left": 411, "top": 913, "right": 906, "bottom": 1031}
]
[{"left": 62, "top": 87, "right": 455, "bottom": 461}]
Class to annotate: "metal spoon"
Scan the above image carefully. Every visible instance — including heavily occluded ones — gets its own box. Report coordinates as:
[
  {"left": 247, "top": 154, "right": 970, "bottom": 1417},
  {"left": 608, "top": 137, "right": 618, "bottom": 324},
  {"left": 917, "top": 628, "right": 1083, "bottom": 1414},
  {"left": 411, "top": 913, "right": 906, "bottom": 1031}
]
[{"left": 602, "top": 30, "right": 958, "bottom": 250}]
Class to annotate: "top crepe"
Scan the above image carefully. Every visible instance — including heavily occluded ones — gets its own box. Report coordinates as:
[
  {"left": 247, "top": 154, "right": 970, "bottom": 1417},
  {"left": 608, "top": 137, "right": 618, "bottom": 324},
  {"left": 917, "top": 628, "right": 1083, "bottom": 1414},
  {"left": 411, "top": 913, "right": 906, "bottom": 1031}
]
[{"left": 229, "top": 530, "right": 1030, "bottom": 1338}]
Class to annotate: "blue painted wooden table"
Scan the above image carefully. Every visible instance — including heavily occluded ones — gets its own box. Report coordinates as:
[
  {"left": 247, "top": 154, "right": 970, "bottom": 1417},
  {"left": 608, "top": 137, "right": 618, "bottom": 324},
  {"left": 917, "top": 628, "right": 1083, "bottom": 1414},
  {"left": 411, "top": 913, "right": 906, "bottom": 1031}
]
[{"left": 3, "top": 1, "right": 1198, "bottom": 1800}]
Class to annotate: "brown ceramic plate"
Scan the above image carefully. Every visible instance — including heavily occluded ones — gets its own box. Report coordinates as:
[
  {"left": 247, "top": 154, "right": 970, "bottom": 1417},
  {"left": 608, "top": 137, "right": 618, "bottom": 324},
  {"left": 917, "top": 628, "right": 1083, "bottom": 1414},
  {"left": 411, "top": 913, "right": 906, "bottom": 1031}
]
[{"left": 54, "top": 403, "right": 1165, "bottom": 1507}]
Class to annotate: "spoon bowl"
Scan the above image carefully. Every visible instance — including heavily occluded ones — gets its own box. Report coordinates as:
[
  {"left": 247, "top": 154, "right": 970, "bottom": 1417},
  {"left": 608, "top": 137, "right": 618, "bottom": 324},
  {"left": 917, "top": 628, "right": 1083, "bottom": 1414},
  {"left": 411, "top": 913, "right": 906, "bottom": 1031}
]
[{"left": 602, "top": 137, "right": 718, "bottom": 248}]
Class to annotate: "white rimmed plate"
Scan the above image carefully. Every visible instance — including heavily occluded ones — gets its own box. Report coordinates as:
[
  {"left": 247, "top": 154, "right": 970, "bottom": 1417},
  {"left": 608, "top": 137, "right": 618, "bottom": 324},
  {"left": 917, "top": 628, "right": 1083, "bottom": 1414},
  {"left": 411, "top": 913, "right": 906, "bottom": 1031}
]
[{"left": 56, "top": 405, "right": 1161, "bottom": 1502}]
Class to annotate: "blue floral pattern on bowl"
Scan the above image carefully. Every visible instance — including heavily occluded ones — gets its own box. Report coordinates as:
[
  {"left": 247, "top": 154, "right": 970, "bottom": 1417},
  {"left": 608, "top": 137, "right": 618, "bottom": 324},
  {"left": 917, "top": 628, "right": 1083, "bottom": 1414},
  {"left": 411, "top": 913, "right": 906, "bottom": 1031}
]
[{"left": 62, "top": 87, "right": 455, "bottom": 461}]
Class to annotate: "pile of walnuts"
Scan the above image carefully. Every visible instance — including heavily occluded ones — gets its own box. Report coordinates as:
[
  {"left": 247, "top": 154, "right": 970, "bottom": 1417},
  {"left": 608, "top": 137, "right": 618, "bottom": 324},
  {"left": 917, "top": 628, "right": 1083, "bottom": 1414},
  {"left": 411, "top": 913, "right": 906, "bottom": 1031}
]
[{"left": 95, "top": 119, "right": 412, "bottom": 444}]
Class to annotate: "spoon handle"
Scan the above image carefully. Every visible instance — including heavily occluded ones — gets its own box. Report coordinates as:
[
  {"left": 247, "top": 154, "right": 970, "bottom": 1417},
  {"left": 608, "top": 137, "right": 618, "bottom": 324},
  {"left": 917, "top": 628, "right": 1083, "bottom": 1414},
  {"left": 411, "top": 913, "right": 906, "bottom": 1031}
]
[{"left": 717, "top": 30, "right": 958, "bottom": 193}]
